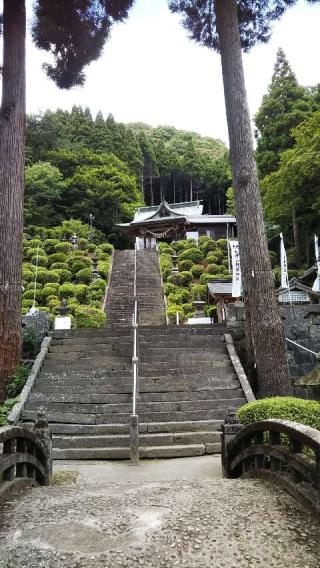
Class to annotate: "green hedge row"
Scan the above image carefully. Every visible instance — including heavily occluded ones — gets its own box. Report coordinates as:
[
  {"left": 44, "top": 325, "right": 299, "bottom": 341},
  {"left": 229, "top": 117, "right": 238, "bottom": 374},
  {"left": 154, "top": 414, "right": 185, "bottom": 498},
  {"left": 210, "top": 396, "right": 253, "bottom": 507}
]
[{"left": 237, "top": 397, "right": 320, "bottom": 431}]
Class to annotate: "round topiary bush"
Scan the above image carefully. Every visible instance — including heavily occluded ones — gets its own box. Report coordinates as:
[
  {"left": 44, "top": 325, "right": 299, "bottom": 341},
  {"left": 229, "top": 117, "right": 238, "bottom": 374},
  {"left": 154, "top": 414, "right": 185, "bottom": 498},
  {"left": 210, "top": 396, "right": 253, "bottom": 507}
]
[
  {"left": 59, "top": 270, "right": 73, "bottom": 284},
  {"left": 30, "top": 254, "right": 48, "bottom": 267},
  {"left": 178, "top": 259, "right": 193, "bottom": 272},
  {"left": 191, "top": 264, "right": 204, "bottom": 278},
  {"left": 237, "top": 397, "right": 320, "bottom": 431},
  {"left": 75, "top": 268, "right": 92, "bottom": 284},
  {"left": 179, "top": 247, "right": 203, "bottom": 264},
  {"left": 48, "top": 253, "right": 68, "bottom": 265},
  {"left": 87, "top": 243, "right": 97, "bottom": 253},
  {"left": 27, "top": 247, "right": 46, "bottom": 259},
  {"left": 75, "top": 306, "right": 107, "bottom": 328},
  {"left": 23, "top": 289, "right": 41, "bottom": 301},
  {"left": 42, "top": 282, "right": 60, "bottom": 294},
  {"left": 59, "top": 283, "right": 76, "bottom": 298},
  {"left": 169, "top": 271, "right": 193, "bottom": 287},
  {"left": 71, "top": 260, "right": 89, "bottom": 274},
  {"left": 27, "top": 238, "right": 42, "bottom": 248},
  {"left": 98, "top": 243, "right": 114, "bottom": 255},
  {"left": 200, "top": 238, "right": 217, "bottom": 255},
  {"left": 41, "top": 285, "right": 61, "bottom": 299},
  {"left": 182, "top": 303, "right": 195, "bottom": 317},
  {"left": 172, "top": 240, "right": 195, "bottom": 253},
  {"left": 54, "top": 241, "right": 73, "bottom": 254},
  {"left": 74, "top": 284, "right": 89, "bottom": 303},
  {"left": 206, "top": 251, "right": 219, "bottom": 264},
  {"left": 25, "top": 281, "right": 42, "bottom": 290},
  {"left": 160, "top": 253, "right": 173, "bottom": 281},
  {"left": 205, "top": 305, "right": 217, "bottom": 319},
  {"left": 206, "top": 263, "right": 221, "bottom": 275},
  {"left": 44, "top": 270, "right": 61, "bottom": 283},
  {"left": 50, "top": 262, "right": 69, "bottom": 271},
  {"left": 164, "top": 282, "right": 178, "bottom": 296},
  {"left": 43, "top": 239, "right": 60, "bottom": 254},
  {"left": 167, "top": 288, "right": 191, "bottom": 305}
]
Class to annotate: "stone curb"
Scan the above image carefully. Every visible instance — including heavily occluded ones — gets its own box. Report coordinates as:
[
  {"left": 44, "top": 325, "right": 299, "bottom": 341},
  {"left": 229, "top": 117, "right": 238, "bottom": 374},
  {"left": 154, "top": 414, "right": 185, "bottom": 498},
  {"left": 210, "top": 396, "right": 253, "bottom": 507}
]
[
  {"left": 7, "top": 336, "right": 52, "bottom": 425},
  {"left": 102, "top": 249, "right": 114, "bottom": 315},
  {"left": 224, "top": 333, "right": 255, "bottom": 403}
]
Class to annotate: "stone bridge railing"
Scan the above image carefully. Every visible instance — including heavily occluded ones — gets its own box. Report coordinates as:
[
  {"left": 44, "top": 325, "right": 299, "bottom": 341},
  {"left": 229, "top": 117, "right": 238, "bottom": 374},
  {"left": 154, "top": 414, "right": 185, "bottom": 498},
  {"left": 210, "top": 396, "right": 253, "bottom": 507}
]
[
  {"left": 0, "top": 408, "right": 52, "bottom": 499},
  {"left": 222, "top": 418, "right": 320, "bottom": 515}
]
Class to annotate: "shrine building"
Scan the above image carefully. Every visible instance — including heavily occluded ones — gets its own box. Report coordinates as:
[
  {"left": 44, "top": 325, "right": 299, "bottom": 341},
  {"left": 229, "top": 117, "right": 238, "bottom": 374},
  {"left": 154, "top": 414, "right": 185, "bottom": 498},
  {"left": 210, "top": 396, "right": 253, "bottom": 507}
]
[{"left": 118, "top": 200, "right": 236, "bottom": 249}]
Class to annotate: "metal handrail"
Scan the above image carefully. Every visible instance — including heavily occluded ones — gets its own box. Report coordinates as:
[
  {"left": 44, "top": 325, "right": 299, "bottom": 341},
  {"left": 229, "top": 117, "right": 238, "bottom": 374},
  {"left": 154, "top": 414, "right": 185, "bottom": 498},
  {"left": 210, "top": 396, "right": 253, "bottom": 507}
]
[{"left": 130, "top": 244, "right": 139, "bottom": 465}]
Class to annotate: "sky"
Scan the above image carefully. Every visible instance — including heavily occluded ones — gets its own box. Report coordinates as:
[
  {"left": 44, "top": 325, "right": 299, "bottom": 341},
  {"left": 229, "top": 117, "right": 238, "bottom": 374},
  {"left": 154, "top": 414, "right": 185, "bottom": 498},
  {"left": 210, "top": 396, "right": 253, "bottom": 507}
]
[{"left": 23, "top": 0, "right": 320, "bottom": 145}]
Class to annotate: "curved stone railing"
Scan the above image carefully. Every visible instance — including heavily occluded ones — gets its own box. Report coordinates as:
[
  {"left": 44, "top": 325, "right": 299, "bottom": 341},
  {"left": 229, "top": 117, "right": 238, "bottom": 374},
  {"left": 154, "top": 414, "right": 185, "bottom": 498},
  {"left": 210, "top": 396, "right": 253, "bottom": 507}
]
[
  {"left": 223, "top": 419, "right": 320, "bottom": 514},
  {"left": 0, "top": 408, "right": 52, "bottom": 499}
]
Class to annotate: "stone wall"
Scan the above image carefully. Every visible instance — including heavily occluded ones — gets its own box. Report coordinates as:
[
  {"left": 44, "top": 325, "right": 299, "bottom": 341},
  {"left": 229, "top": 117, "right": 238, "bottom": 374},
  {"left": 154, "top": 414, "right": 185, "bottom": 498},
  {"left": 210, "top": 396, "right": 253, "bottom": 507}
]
[{"left": 225, "top": 303, "right": 320, "bottom": 382}]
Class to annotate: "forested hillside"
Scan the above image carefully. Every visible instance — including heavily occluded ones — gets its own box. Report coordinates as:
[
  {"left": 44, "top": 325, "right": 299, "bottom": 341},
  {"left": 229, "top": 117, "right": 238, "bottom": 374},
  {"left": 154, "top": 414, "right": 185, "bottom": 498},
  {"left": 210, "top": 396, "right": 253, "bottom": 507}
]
[{"left": 25, "top": 108, "right": 230, "bottom": 244}]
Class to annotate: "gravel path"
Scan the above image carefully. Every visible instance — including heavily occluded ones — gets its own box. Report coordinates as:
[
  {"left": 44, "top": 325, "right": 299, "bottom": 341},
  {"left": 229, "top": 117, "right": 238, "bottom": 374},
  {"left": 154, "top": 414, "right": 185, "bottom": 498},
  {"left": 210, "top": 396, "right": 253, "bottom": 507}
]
[{"left": 0, "top": 466, "right": 319, "bottom": 568}]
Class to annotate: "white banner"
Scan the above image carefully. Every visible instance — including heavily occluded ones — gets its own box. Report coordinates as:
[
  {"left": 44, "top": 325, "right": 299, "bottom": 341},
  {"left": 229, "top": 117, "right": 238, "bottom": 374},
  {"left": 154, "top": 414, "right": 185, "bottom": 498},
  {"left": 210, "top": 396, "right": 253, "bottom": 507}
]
[
  {"left": 229, "top": 240, "right": 242, "bottom": 298},
  {"left": 280, "top": 233, "right": 289, "bottom": 289},
  {"left": 312, "top": 234, "right": 320, "bottom": 291}
]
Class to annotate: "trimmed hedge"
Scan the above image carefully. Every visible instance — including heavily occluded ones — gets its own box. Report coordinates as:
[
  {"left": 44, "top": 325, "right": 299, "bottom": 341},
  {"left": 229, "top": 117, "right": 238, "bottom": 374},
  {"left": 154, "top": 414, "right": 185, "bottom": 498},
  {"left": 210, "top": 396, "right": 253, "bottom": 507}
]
[
  {"left": 237, "top": 397, "right": 320, "bottom": 431},
  {"left": 75, "top": 306, "right": 107, "bottom": 328},
  {"left": 179, "top": 247, "right": 204, "bottom": 264}
]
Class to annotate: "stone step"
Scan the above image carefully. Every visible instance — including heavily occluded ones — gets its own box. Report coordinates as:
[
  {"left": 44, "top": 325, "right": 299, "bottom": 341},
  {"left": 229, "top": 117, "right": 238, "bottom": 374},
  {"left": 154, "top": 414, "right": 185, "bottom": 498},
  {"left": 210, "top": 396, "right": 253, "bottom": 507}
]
[
  {"left": 24, "top": 397, "right": 245, "bottom": 415},
  {"left": 53, "top": 431, "right": 221, "bottom": 449},
  {"left": 28, "top": 389, "right": 244, "bottom": 405},
  {"left": 49, "top": 344, "right": 132, "bottom": 354},
  {"left": 46, "top": 353, "right": 131, "bottom": 362},
  {"left": 22, "top": 407, "right": 241, "bottom": 424},
  {"left": 52, "top": 444, "right": 210, "bottom": 460}
]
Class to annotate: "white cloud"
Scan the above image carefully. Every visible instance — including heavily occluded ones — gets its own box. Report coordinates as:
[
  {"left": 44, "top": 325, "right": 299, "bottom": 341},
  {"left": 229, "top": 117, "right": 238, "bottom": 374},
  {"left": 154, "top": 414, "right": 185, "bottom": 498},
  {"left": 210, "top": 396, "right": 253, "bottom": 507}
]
[{"left": 24, "top": 0, "right": 320, "bottom": 145}]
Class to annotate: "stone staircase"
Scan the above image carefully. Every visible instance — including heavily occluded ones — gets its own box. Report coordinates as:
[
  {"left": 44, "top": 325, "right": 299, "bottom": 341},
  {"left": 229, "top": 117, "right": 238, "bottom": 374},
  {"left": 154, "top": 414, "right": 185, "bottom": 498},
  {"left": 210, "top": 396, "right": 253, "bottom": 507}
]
[
  {"left": 105, "top": 248, "right": 166, "bottom": 327},
  {"left": 105, "top": 250, "right": 135, "bottom": 327},
  {"left": 22, "top": 325, "right": 247, "bottom": 459},
  {"left": 136, "top": 249, "right": 166, "bottom": 326}
]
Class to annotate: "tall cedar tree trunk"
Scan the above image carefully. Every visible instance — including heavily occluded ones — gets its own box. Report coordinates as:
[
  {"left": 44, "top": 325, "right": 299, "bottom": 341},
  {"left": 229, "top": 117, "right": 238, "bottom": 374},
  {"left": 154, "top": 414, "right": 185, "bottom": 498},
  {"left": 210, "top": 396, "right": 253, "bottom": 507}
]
[
  {"left": 0, "top": 0, "right": 26, "bottom": 403},
  {"left": 292, "top": 205, "right": 301, "bottom": 266},
  {"left": 215, "top": 0, "right": 292, "bottom": 397}
]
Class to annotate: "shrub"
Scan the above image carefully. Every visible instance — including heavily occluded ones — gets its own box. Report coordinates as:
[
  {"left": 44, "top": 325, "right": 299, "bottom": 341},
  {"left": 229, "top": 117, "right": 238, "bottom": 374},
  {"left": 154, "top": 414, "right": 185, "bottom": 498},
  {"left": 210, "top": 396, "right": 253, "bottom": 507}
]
[
  {"left": 178, "top": 259, "right": 193, "bottom": 271},
  {"left": 33, "top": 267, "right": 49, "bottom": 283},
  {"left": 179, "top": 247, "right": 203, "bottom": 264},
  {"left": 98, "top": 243, "right": 114, "bottom": 254},
  {"left": 22, "top": 328, "right": 39, "bottom": 359},
  {"left": 191, "top": 264, "right": 204, "bottom": 278},
  {"left": 71, "top": 260, "right": 89, "bottom": 274},
  {"left": 66, "top": 298, "right": 80, "bottom": 315},
  {"left": 237, "top": 397, "right": 320, "bottom": 431},
  {"left": 27, "top": 247, "right": 46, "bottom": 259},
  {"left": 74, "top": 284, "right": 89, "bottom": 303},
  {"left": 43, "top": 239, "right": 60, "bottom": 254},
  {"left": 46, "top": 294, "right": 59, "bottom": 304},
  {"left": 212, "top": 248, "right": 225, "bottom": 262},
  {"left": 167, "top": 304, "right": 185, "bottom": 324},
  {"left": 205, "top": 305, "right": 217, "bottom": 319},
  {"left": 200, "top": 273, "right": 226, "bottom": 284},
  {"left": 59, "top": 283, "right": 76, "bottom": 298},
  {"left": 27, "top": 238, "right": 42, "bottom": 248},
  {"left": 48, "top": 252, "right": 68, "bottom": 265},
  {"left": 25, "top": 281, "right": 42, "bottom": 290},
  {"left": 42, "top": 282, "right": 60, "bottom": 294},
  {"left": 97, "top": 261, "right": 110, "bottom": 279},
  {"left": 158, "top": 242, "right": 173, "bottom": 254},
  {"left": 169, "top": 271, "right": 192, "bottom": 287},
  {"left": 69, "top": 250, "right": 85, "bottom": 259},
  {"left": 41, "top": 285, "right": 61, "bottom": 299},
  {"left": 59, "top": 270, "right": 72, "bottom": 284},
  {"left": 22, "top": 299, "right": 37, "bottom": 309},
  {"left": 75, "top": 306, "right": 106, "bottom": 328},
  {"left": 191, "top": 284, "right": 207, "bottom": 301},
  {"left": 164, "top": 282, "right": 178, "bottom": 296},
  {"left": 88, "top": 278, "right": 106, "bottom": 293},
  {"left": 54, "top": 241, "right": 73, "bottom": 254},
  {"left": 23, "top": 289, "right": 41, "bottom": 301},
  {"left": 75, "top": 268, "right": 92, "bottom": 284},
  {"left": 88, "top": 279, "right": 106, "bottom": 302},
  {"left": 206, "top": 263, "right": 221, "bottom": 274},
  {"left": 167, "top": 290, "right": 190, "bottom": 305},
  {"left": 182, "top": 303, "right": 195, "bottom": 317},
  {"left": 30, "top": 254, "right": 48, "bottom": 267},
  {"left": 77, "top": 238, "right": 89, "bottom": 250},
  {"left": 160, "top": 253, "right": 173, "bottom": 281},
  {"left": 47, "top": 297, "right": 60, "bottom": 309},
  {"left": 50, "top": 262, "right": 69, "bottom": 271},
  {"left": 45, "top": 270, "right": 61, "bottom": 283},
  {"left": 172, "top": 240, "right": 195, "bottom": 252},
  {"left": 206, "top": 251, "right": 220, "bottom": 263},
  {"left": 97, "top": 252, "right": 111, "bottom": 261},
  {"left": 200, "top": 238, "right": 217, "bottom": 255}
]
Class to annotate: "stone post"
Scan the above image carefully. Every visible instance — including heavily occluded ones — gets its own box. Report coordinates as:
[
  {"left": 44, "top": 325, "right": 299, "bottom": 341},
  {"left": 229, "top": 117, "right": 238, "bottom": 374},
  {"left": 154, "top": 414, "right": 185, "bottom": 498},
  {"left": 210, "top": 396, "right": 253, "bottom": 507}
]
[
  {"left": 221, "top": 411, "right": 243, "bottom": 477},
  {"left": 34, "top": 407, "right": 52, "bottom": 485}
]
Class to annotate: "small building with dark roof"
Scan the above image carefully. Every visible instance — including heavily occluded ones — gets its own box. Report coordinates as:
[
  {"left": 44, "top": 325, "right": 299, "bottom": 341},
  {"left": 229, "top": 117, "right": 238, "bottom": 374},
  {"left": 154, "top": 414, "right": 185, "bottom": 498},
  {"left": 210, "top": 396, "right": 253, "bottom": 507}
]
[{"left": 118, "top": 200, "right": 236, "bottom": 249}]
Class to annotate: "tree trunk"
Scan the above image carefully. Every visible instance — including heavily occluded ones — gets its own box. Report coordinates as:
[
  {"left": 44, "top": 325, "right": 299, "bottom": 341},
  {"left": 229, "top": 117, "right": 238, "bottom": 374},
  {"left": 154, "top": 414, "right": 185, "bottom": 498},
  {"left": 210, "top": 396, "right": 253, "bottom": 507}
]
[
  {"left": 190, "top": 177, "right": 193, "bottom": 201},
  {"left": 292, "top": 205, "right": 300, "bottom": 266},
  {"left": 173, "top": 177, "right": 176, "bottom": 203},
  {"left": 215, "top": 0, "right": 292, "bottom": 397},
  {"left": 0, "top": 0, "right": 26, "bottom": 403},
  {"left": 150, "top": 175, "right": 154, "bottom": 206}
]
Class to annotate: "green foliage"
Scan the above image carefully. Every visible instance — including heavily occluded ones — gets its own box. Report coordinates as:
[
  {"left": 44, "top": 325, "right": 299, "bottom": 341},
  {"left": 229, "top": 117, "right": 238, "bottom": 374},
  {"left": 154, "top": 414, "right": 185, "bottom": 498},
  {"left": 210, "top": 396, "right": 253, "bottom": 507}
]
[
  {"left": 75, "top": 268, "right": 92, "bottom": 284},
  {"left": 71, "top": 260, "right": 89, "bottom": 274},
  {"left": 54, "top": 241, "right": 73, "bottom": 253},
  {"left": 178, "top": 259, "right": 193, "bottom": 271},
  {"left": 74, "top": 306, "right": 106, "bottom": 328},
  {"left": 181, "top": 303, "right": 195, "bottom": 317},
  {"left": 192, "top": 284, "right": 207, "bottom": 301},
  {"left": 43, "top": 239, "right": 60, "bottom": 254},
  {"left": 167, "top": 304, "right": 185, "bottom": 324},
  {"left": 98, "top": 243, "right": 114, "bottom": 254},
  {"left": 163, "top": 282, "right": 178, "bottom": 296},
  {"left": 160, "top": 253, "right": 173, "bottom": 281},
  {"left": 0, "top": 399, "right": 19, "bottom": 426},
  {"left": 74, "top": 284, "right": 89, "bottom": 303},
  {"left": 169, "top": 271, "right": 193, "bottom": 287},
  {"left": 97, "top": 261, "right": 110, "bottom": 279},
  {"left": 59, "top": 270, "right": 73, "bottom": 283},
  {"left": 179, "top": 247, "right": 203, "bottom": 264},
  {"left": 6, "top": 364, "right": 31, "bottom": 399},
  {"left": 237, "top": 397, "right": 320, "bottom": 431},
  {"left": 22, "top": 327, "right": 39, "bottom": 359},
  {"left": 167, "top": 288, "right": 191, "bottom": 305},
  {"left": 50, "top": 262, "right": 69, "bottom": 270},
  {"left": 48, "top": 252, "right": 68, "bottom": 265},
  {"left": 191, "top": 264, "right": 204, "bottom": 278},
  {"left": 59, "top": 282, "right": 76, "bottom": 298}
]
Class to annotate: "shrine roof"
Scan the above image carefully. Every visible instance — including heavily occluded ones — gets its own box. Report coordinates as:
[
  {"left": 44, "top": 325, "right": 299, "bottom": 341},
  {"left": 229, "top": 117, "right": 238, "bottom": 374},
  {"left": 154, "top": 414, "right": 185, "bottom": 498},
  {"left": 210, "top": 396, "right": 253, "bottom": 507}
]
[
  {"left": 208, "top": 280, "right": 233, "bottom": 296},
  {"left": 133, "top": 201, "right": 203, "bottom": 223},
  {"left": 187, "top": 215, "right": 236, "bottom": 224}
]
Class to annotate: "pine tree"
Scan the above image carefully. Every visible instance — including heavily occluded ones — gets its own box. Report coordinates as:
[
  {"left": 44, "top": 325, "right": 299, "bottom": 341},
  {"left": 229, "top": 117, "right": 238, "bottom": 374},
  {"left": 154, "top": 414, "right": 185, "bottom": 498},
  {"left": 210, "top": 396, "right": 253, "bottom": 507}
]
[
  {"left": 255, "top": 48, "right": 314, "bottom": 178},
  {"left": 168, "top": 0, "right": 320, "bottom": 396}
]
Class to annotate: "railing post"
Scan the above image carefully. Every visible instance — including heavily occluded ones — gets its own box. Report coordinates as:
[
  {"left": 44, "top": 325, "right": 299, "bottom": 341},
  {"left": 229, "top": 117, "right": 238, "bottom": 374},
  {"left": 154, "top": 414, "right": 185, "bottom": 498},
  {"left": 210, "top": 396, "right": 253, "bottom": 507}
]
[
  {"left": 34, "top": 407, "right": 52, "bottom": 485},
  {"left": 3, "top": 439, "right": 15, "bottom": 481},
  {"left": 130, "top": 414, "right": 139, "bottom": 466}
]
